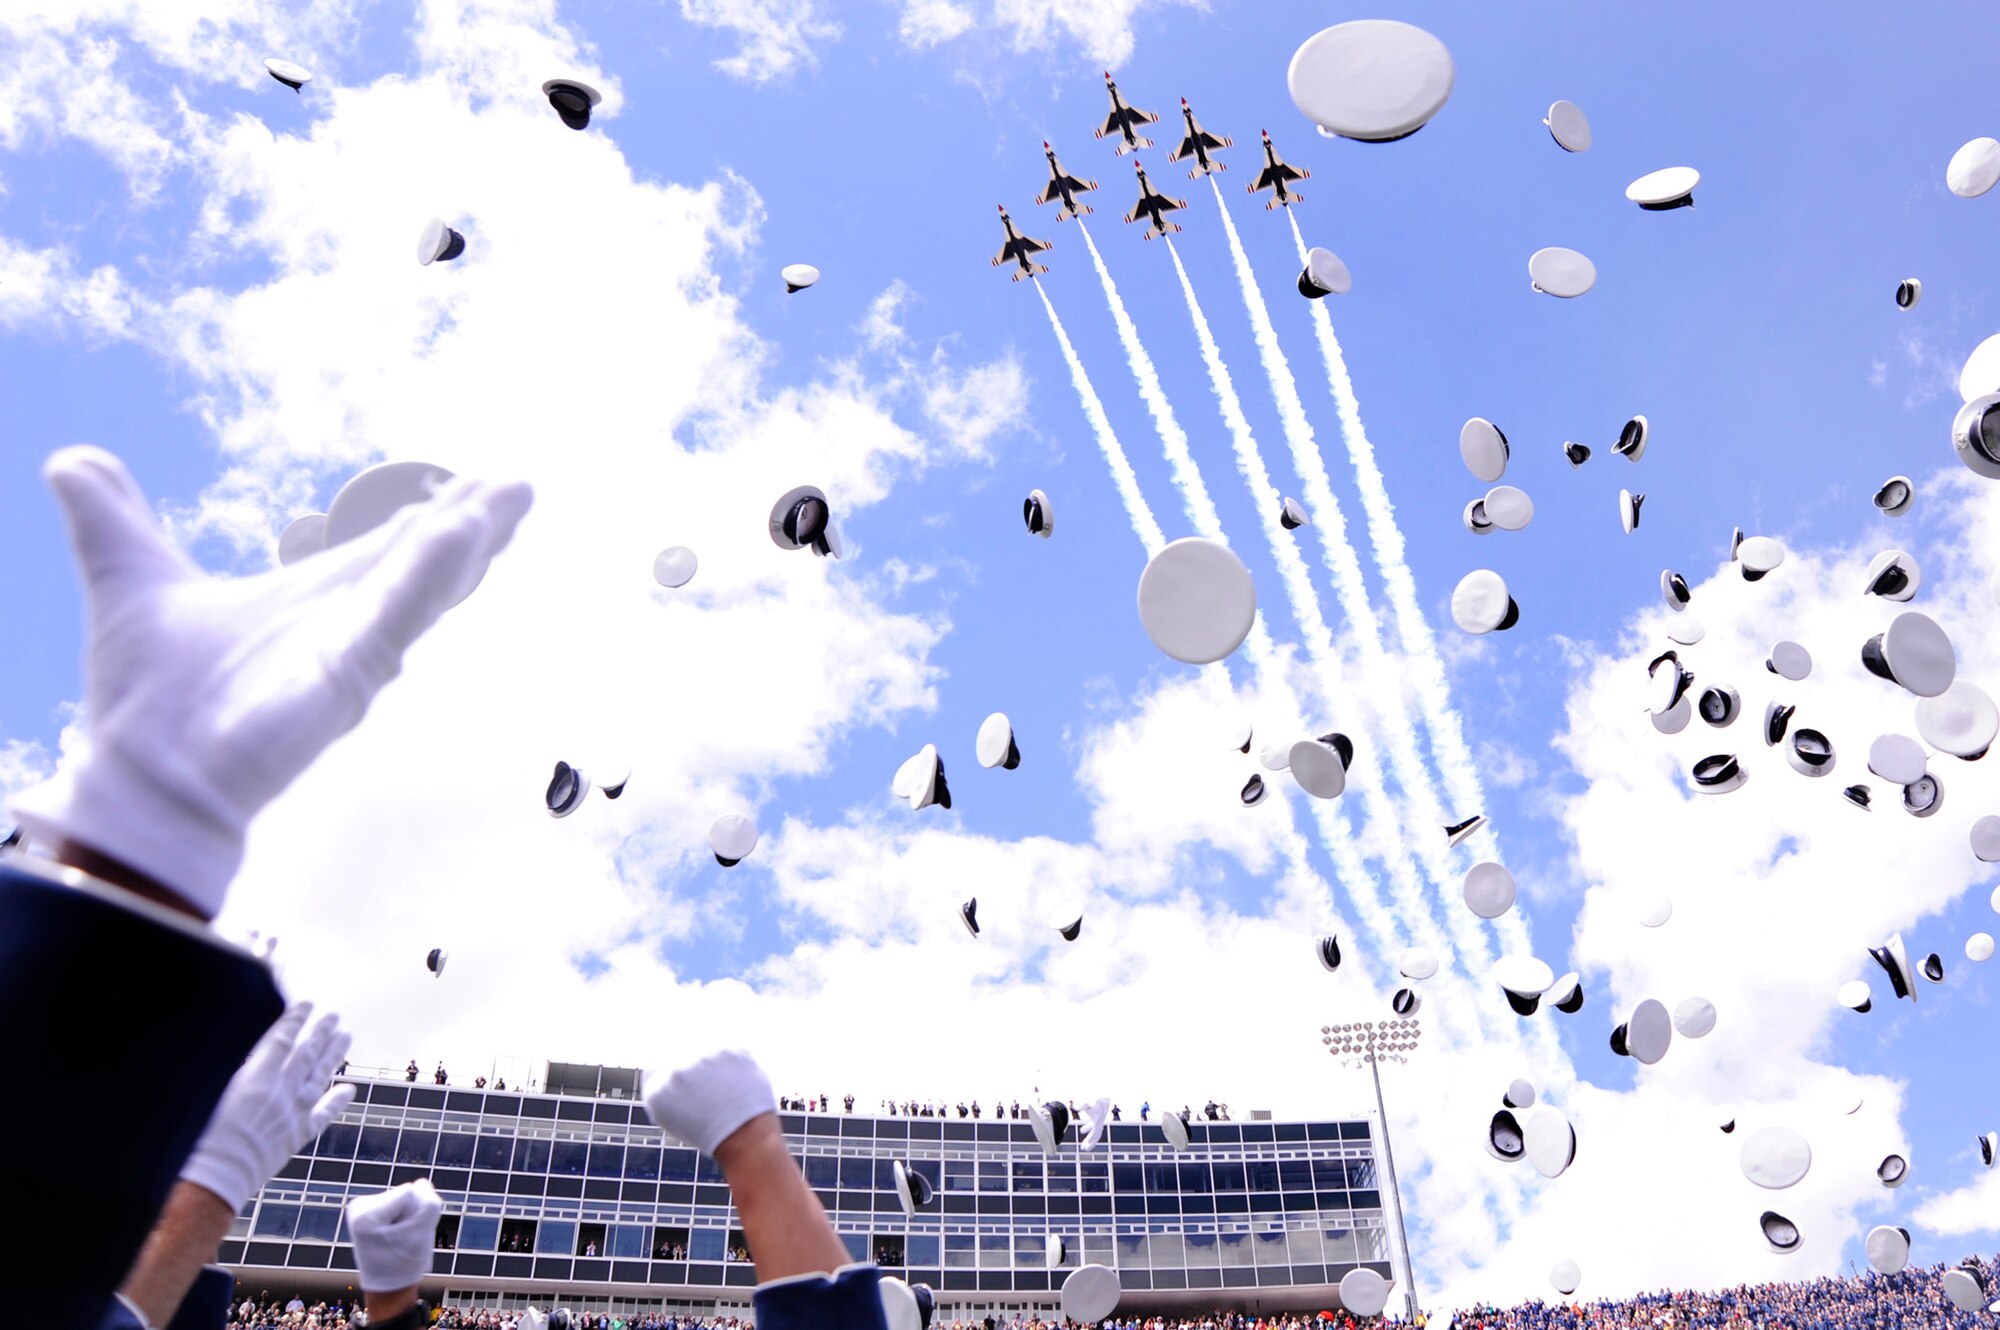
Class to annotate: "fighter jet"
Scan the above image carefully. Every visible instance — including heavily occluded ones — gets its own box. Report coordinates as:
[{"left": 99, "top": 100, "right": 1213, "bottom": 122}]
[
  {"left": 1166, "top": 97, "right": 1233, "bottom": 179},
  {"left": 991, "top": 206, "right": 1052, "bottom": 281},
  {"left": 1094, "top": 73, "right": 1159, "bottom": 156},
  {"left": 1036, "top": 142, "right": 1099, "bottom": 221},
  {"left": 1123, "top": 162, "right": 1185, "bottom": 240},
  {"left": 1247, "top": 130, "right": 1310, "bottom": 209}
]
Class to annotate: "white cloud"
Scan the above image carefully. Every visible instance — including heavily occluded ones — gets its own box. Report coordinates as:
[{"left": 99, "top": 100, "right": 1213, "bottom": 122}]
[
  {"left": 1914, "top": 1166, "right": 2000, "bottom": 1238},
  {"left": 859, "top": 280, "right": 911, "bottom": 350},
  {"left": 897, "top": 0, "right": 975, "bottom": 49},
  {"left": 0, "top": 738, "right": 56, "bottom": 804},
  {"left": 676, "top": 0, "right": 840, "bottom": 82},
  {"left": 0, "top": 234, "right": 144, "bottom": 336},
  {"left": 897, "top": 0, "right": 1201, "bottom": 66},
  {"left": 919, "top": 346, "right": 1026, "bottom": 460}
]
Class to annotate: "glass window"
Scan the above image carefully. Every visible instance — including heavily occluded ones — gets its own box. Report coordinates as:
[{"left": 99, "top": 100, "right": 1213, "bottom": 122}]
[
  {"left": 907, "top": 1234, "right": 939, "bottom": 1266},
  {"left": 1012, "top": 1160, "right": 1043, "bottom": 1192},
  {"left": 435, "top": 1133, "right": 475, "bottom": 1168},
  {"left": 1278, "top": 1160, "right": 1312, "bottom": 1191},
  {"left": 1080, "top": 1163, "right": 1109, "bottom": 1194},
  {"left": 1142, "top": 1163, "right": 1176, "bottom": 1193},
  {"left": 588, "top": 1144, "right": 625, "bottom": 1178},
  {"left": 1177, "top": 1161, "right": 1211, "bottom": 1192},
  {"left": 1246, "top": 1161, "right": 1279, "bottom": 1191},
  {"left": 1218, "top": 1232, "right": 1253, "bottom": 1267},
  {"left": 804, "top": 1156, "right": 838, "bottom": 1188},
  {"left": 513, "top": 1139, "right": 551, "bottom": 1173},
  {"left": 1115, "top": 1233, "right": 1146, "bottom": 1266},
  {"left": 294, "top": 1207, "right": 340, "bottom": 1242},
  {"left": 695, "top": 1154, "right": 725, "bottom": 1184},
  {"left": 661, "top": 1149, "right": 697, "bottom": 1183},
  {"left": 395, "top": 1131, "right": 438, "bottom": 1167},
  {"left": 460, "top": 1217, "right": 500, "bottom": 1252},
  {"left": 1111, "top": 1164, "right": 1142, "bottom": 1194},
  {"left": 690, "top": 1229, "right": 725, "bottom": 1262},
  {"left": 942, "top": 1160, "right": 975, "bottom": 1192},
  {"left": 1347, "top": 1158, "right": 1378, "bottom": 1189},
  {"left": 474, "top": 1136, "right": 512, "bottom": 1171},
  {"left": 977, "top": 1162, "right": 1007, "bottom": 1193},
  {"left": 537, "top": 1221, "right": 576, "bottom": 1255},
  {"left": 1210, "top": 1162, "right": 1245, "bottom": 1191},
  {"left": 1252, "top": 1230, "right": 1289, "bottom": 1266},
  {"left": 314, "top": 1123, "right": 359, "bottom": 1159},
  {"left": 977, "top": 1234, "right": 1010, "bottom": 1267},
  {"left": 1288, "top": 1229, "right": 1324, "bottom": 1265},
  {"left": 550, "top": 1141, "right": 588, "bottom": 1176},
  {"left": 944, "top": 1235, "right": 976, "bottom": 1268},
  {"left": 356, "top": 1127, "right": 398, "bottom": 1163},
  {"left": 1321, "top": 1228, "right": 1359, "bottom": 1265},
  {"left": 1044, "top": 1160, "right": 1077, "bottom": 1193},
  {"left": 610, "top": 1225, "right": 648, "bottom": 1258},
  {"left": 253, "top": 1204, "right": 301, "bottom": 1239},
  {"left": 1311, "top": 1159, "right": 1346, "bottom": 1189},
  {"left": 1184, "top": 1232, "right": 1219, "bottom": 1268},
  {"left": 839, "top": 1157, "right": 873, "bottom": 1189},
  {"left": 625, "top": 1147, "right": 661, "bottom": 1180}
]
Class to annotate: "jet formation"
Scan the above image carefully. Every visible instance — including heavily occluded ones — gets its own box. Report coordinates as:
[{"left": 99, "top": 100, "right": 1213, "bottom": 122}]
[{"left": 995, "top": 75, "right": 1304, "bottom": 278}]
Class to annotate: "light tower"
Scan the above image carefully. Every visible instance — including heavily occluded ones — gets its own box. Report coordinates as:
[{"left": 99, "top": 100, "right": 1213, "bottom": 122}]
[{"left": 1322, "top": 1017, "right": 1423, "bottom": 1322}]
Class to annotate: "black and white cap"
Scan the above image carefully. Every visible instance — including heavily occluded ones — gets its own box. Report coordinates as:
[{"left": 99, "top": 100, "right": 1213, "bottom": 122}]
[
  {"left": 781, "top": 264, "right": 821, "bottom": 293},
  {"left": 1740, "top": 1126, "right": 1812, "bottom": 1189},
  {"left": 417, "top": 218, "right": 466, "bottom": 265},
  {"left": 1241, "top": 773, "right": 1267, "bottom": 806},
  {"left": 1337, "top": 1268, "right": 1390, "bottom": 1318},
  {"left": 1673, "top": 997, "right": 1717, "bottom": 1038},
  {"left": 879, "top": 1277, "right": 935, "bottom": 1330},
  {"left": 1943, "top": 1268, "right": 1989, "bottom": 1314},
  {"left": 1503, "top": 1078, "right": 1536, "bottom": 1109},
  {"left": 1463, "top": 862, "right": 1517, "bottom": 919},
  {"left": 1844, "top": 784, "right": 1874, "bottom": 810},
  {"left": 1623, "top": 998, "right": 1672, "bottom": 1064},
  {"left": 1865, "top": 1227, "right": 1911, "bottom": 1276},
  {"left": 540, "top": 79, "right": 602, "bottom": 130},
  {"left": 426, "top": 947, "right": 448, "bottom": 978},
  {"left": 1486, "top": 1108, "right": 1525, "bottom": 1162},
  {"left": 959, "top": 898, "right": 980, "bottom": 938},
  {"left": 1737, "top": 536, "right": 1786, "bottom": 581},
  {"left": 1464, "top": 498, "right": 1496, "bottom": 536},
  {"left": 1051, "top": 905, "right": 1083, "bottom": 942},
  {"left": 1916, "top": 682, "right": 1998, "bottom": 758},
  {"left": 1650, "top": 652, "right": 1693, "bottom": 716},
  {"left": 1666, "top": 617, "right": 1705, "bottom": 646},
  {"left": 1398, "top": 946, "right": 1439, "bottom": 981},
  {"left": 769, "top": 485, "right": 840, "bottom": 558},
  {"left": 1550, "top": 1260, "right": 1583, "bottom": 1296},
  {"left": 278, "top": 512, "right": 328, "bottom": 567},
  {"left": 1544, "top": 101, "right": 1590, "bottom": 153},
  {"left": 1690, "top": 753, "right": 1749, "bottom": 794},
  {"left": 1895, "top": 280, "right": 1922, "bottom": 311},
  {"left": 1289, "top": 736, "right": 1348, "bottom": 799},
  {"left": 653, "top": 546, "right": 698, "bottom": 588},
  {"left": 1786, "top": 729, "right": 1835, "bottom": 777},
  {"left": 1028, "top": 1101, "right": 1072, "bottom": 1155},
  {"left": 1524, "top": 1105, "right": 1577, "bottom": 1178},
  {"left": 1837, "top": 979, "right": 1873, "bottom": 1013},
  {"left": 1698, "top": 686, "right": 1740, "bottom": 728},
  {"left": 1548, "top": 972, "right": 1584, "bottom": 1013},
  {"left": 709, "top": 813, "right": 759, "bottom": 867},
  {"left": 1230, "top": 722, "right": 1253, "bottom": 754},
  {"left": 546, "top": 762, "right": 590, "bottom": 818},
  {"left": 1760, "top": 1211, "right": 1802, "bottom": 1254},
  {"left": 1876, "top": 1154, "right": 1908, "bottom": 1188},
  {"left": 893, "top": 1160, "right": 934, "bottom": 1216},
  {"left": 1868, "top": 933, "right": 1918, "bottom": 1000},
  {"left": 1279, "top": 496, "right": 1311, "bottom": 530},
  {"left": 1484, "top": 485, "right": 1534, "bottom": 531},
  {"left": 892, "top": 744, "right": 951, "bottom": 811},
  {"left": 1159, "top": 1108, "right": 1192, "bottom": 1150},
  {"left": 265, "top": 58, "right": 312, "bottom": 90},
  {"left": 1862, "top": 550, "right": 1921, "bottom": 601},
  {"left": 1563, "top": 441, "right": 1592, "bottom": 467},
  {"left": 1297, "top": 247, "right": 1352, "bottom": 298},
  {"left": 1626, "top": 167, "right": 1700, "bottom": 210},
  {"left": 1718, "top": 1105, "right": 1738, "bottom": 1134},
  {"left": 1046, "top": 1233, "right": 1068, "bottom": 1267},
  {"left": 1946, "top": 137, "right": 2000, "bottom": 198},
  {"left": 1460, "top": 417, "right": 1510, "bottom": 482},
  {"left": 1287, "top": 20, "right": 1454, "bottom": 142},
  {"left": 1529, "top": 247, "right": 1596, "bottom": 298},
  {"left": 1613, "top": 416, "right": 1649, "bottom": 462},
  {"left": 977, "top": 713, "right": 1021, "bottom": 770},
  {"left": 1861, "top": 611, "right": 1956, "bottom": 697},
  {"left": 1874, "top": 476, "right": 1914, "bottom": 515},
  {"left": 1317, "top": 935, "right": 1343, "bottom": 972},
  {"left": 1060, "top": 1266, "right": 1122, "bottom": 1323},
  {"left": 1766, "top": 641, "right": 1812, "bottom": 681},
  {"left": 1452, "top": 570, "right": 1517, "bottom": 634},
  {"left": 1137, "top": 538, "right": 1258, "bottom": 664},
  {"left": 1979, "top": 1132, "right": 1998, "bottom": 1168},
  {"left": 1662, "top": 570, "right": 1692, "bottom": 612},
  {"left": 1972, "top": 816, "right": 2000, "bottom": 862},
  {"left": 1922, "top": 951, "right": 1946, "bottom": 983},
  {"left": 1903, "top": 773, "right": 1945, "bottom": 819},
  {"left": 1445, "top": 814, "right": 1487, "bottom": 847},
  {"left": 1764, "top": 702, "right": 1795, "bottom": 747},
  {"left": 1964, "top": 334, "right": 2000, "bottom": 402},
  {"left": 1619, "top": 489, "right": 1644, "bottom": 533},
  {"left": 1868, "top": 735, "right": 1928, "bottom": 786},
  {"left": 1391, "top": 987, "right": 1421, "bottom": 1016},
  {"left": 1952, "top": 392, "right": 2000, "bottom": 478},
  {"left": 1023, "top": 488, "right": 1054, "bottom": 538},
  {"left": 1492, "top": 954, "right": 1555, "bottom": 1016},
  {"left": 1968, "top": 932, "right": 1994, "bottom": 963}
]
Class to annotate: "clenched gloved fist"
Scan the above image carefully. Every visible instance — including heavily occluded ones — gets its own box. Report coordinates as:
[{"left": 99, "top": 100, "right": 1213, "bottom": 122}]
[
  {"left": 641, "top": 1049, "right": 776, "bottom": 1156},
  {"left": 348, "top": 1179, "right": 443, "bottom": 1292}
]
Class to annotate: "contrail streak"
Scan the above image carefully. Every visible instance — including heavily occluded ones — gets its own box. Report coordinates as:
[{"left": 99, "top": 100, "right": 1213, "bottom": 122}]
[
  {"left": 1210, "top": 180, "right": 1503, "bottom": 993},
  {"left": 1033, "top": 278, "right": 1165, "bottom": 556},
  {"left": 1282, "top": 208, "right": 1538, "bottom": 965}
]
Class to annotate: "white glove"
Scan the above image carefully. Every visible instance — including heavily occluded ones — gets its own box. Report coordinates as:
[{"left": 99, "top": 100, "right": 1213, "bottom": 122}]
[
  {"left": 641, "top": 1049, "right": 776, "bottom": 1155},
  {"left": 181, "top": 1001, "right": 356, "bottom": 1211},
  {"left": 9, "top": 446, "right": 532, "bottom": 918},
  {"left": 348, "top": 1178, "right": 443, "bottom": 1292}
]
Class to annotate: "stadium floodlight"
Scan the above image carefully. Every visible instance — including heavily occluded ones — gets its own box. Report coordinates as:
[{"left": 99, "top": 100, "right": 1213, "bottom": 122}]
[{"left": 1321, "top": 1014, "right": 1424, "bottom": 1322}]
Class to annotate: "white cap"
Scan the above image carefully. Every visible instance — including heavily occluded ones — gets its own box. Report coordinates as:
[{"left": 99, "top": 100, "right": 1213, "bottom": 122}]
[
  {"left": 1279, "top": 496, "right": 1311, "bottom": 530},
  {"left": 1915, "top": 681, "right": 1998, "bottom": 758},
  {"left": 1460, "top": 418, "right": 1510, "bottom": 482},
  {"left": 1550, "top": 1260, "right": 1582, "bottom": 1296},
  {"left": 540, "top": 79, "right": 603, "bottom": 129},
  {"left": 781, "top": 264, "right": 821, "bottom": 293},
  {"left": 1864, "top": 1226, "right": 1911, "bottom": 1275},
  {"left": 1766, "top": 641, "right": 1812, "bottom": 681},
  {"left": 1861, "top": 550, "right": 1920, "bottom": 601},
  {"left": 1861, "top": 611, "right": 1956, "bottom": 697},
  {"left": 1289, "top": 737, "right": 1347, "bottom": 799},
  {"left": 1737, "top": 535, "right": 1786, "bottom": 579},
  {"left": 1529, "top": 247, "right": 1596, "bottom": 298},
  {"left": 1485, "top": 485, "right": 1534, "bottom": 531},
  {"left": 1895, "top": 280, "right": 1922, "bottom": 312},
  {"left": 1626, "top": 166, "right": 1700, "bottom": 210},
  {"left": 1953, "top": 393, "right": 2000, "bottom": 477},
  {"left": 1966, "top": 932, "right": 1994, "bottom": 963},
  {"left": 652, "top": 546, "right": 698, "bottom": 588},
  {"left": 264, "top": 58, "right": 313, "bottom": 89},
  {"left": 1462, "top": 862, "right": 1516, "bottom": 919},
  {"left": 1523, "top": 1105, "right": 1576, "bottom": 1178},
  {"left": 1672, "top": 997, "right": 1716, "bottom": 1038},
  {"left": 1666, "top": 617, "right": 1705, "bottom": 646},
  {"left": 1946, "top": 138, "right": 2000, "bottom": 198},
  {"left": 1337, "top": 1268, "right": 1390, "bottom": 1317},
  {"left": 1397, "top": 946, "right": 1439, "bottom": 981},
  {"left": 1760, "top": 1211, "right": 1802, "bottom": 1254},
  {"left": 1137, "top": 538, "right": 1257, "bottom": 664},
  {"left": 1298, "top": 247, "right": 1352, "bottom": 297},
  {"left": 277, "top": 512, "right": 328, "bottom": 567},
  {"left": 417, "top": 218, "right": 465, "bottom": 266},
  {"left": 1619, "top": 488, "right": 1644, "bottom": 533},
  {"left": 976, "top": 713, "right": 1020, "bottom": 770},
  {"left": 1024, "top": 488, "right": 1054, "bottom": 538},
  {"left": 1961, "top": 334, "right": 2000, "bottom": 403},
  {"left": 1287, "top": 20, "right": 1454, "bottom": 142},
  {"left": 1452, "top": 569, "right": 1517, "bottom": 634},
  {"left": 1740, "top": 1126, "right": 1812, "bottom": 1189},
  {"left": 1059, "top": 1266, "right": 1121, "bottom": 1322},
  {"left": 1874, "top": 475, "right": 1914, "bottom": 515},
  {"left": 709, "top": 813, "right": 759, "bottom": 867},
  {"left": 1867, "top": 734, "right": 1928, "bottom": 786},
  {"left": 1544, "top": 101, "right": 1590, "bottom": 153},
  {"left": 1836, "top": 979, "right": 1873, "bottom": 1013}
]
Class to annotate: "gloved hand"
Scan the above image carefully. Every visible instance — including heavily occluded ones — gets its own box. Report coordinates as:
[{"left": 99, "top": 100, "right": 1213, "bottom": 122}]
[
  {"left": 641, "top": 1049, "right": 776, "bottom": 1155},
  {"left": 9, "top": 446, "right": 532, "bottom": 919},
  {"left": 348, "top": 1179, "right": 443, "bottom": 1292},
  {"left": 181, "top": 1001, "right": 356, "bottom": 1211}
]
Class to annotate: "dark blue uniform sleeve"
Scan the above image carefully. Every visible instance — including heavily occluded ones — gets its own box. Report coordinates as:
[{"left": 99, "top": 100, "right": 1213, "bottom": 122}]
[
  {"left": 752, "top": 1263, "right": 890, "bottom": 1330},
  {"left": 0, "top": 862, "right": 284, "bottom": 1329}
]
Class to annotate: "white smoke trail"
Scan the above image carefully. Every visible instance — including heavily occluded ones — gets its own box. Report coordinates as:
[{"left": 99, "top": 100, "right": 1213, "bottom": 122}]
[
  {"left": 1034, "top": 279, "right": 1166, "bottom": 556},
  {"left": 1282, "top": 209, "right": 1538, "bottom": 964},
  {"left": 1209, "top": 179, "right": 1502, "bottom": 990}
]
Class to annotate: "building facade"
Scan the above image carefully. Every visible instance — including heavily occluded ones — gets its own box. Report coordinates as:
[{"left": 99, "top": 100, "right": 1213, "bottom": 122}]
[{"left": 224, "top": 1065, "right": 1398, "bottom": 1320}]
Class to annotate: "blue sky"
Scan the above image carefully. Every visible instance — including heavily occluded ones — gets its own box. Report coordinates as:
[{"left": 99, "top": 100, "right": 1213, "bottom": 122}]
[{"left": 3, "top": 0, "right": 1997, "bottom": 1308}]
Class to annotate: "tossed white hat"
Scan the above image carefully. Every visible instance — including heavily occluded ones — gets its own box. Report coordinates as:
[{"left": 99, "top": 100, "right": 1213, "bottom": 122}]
[
  {"left": 976, "top": 712, "right": 1021, "bottom": 770},
  {"left": 1915, "top": 681, "right": 1998, "bottom": 758},
  {"left": 1051, "top": 905, "right": 1083, "bottom": 942},
  {"left": 1943, "top": 1268, "right": 1988, "bottom": 1313},
  {"left": 1638, "top": 897, "right": 1673, "bottom": 928},
  {"left": 1737, "top": 535, "right": 1785, "bottom": 580},
  {"left": 1619, "top": 488, "right": 1644, "bottom": 533},
  {"left": 545, "top": 762, "right": 590, "bottom": 818},
  {"left": 769, "top": 484, "right": 840, "bottom": 557},
  {"left": 1740, "top": 1126, "right": 1812, "bottom": 1189},
  {"left": 1968, "top": 932, "right": 1995, "bottom": 963},
  {"left": 709, "top": 813, "right": 759, "bottom": 867},
  {"left": 1613, "top": 415, "right": 1649, "bottom": 462},
  {"left": 1895, "top": 280, "right": 1921, "bottom": 312},
  {"left": 1446, "top": 813, "right": 1487, "bottom": 846},
  {"left": 1867, "top": 734, "right": 1928, "bottom": 785},
  {"left": 1529, "top": 246, "right": 1596, "bottom": 298},
  {"left": 1485, "top": 485, "right": 1534, "bottom": 531},
  {"left": 1138, "top": 537, "right": 1257, "bottom": 664},
  {"left": 1766, "top": 641, "right": 1812, "bottom": 681},
  {"left": 1690, "top": 753, "right": 1748, "bottom": 794},
  {"left": 893, "top": 1159, "right": 934, "bottom": 1217},
  {"left": 1876, "top": 1154, "right": 1908, "bottom": 1187},
  {"left": 1973, "top": 816, "right": 2000, "bottom": 862},
  {"left": 1903, "top": 773, "right": 1945, "bottom": 819},
  {"left": 1764, "top": 702, "right": 1795, "bottom": 747},
  {"left": 1503, "top": 1078, "right": 1536, "bottom": 1110},
  {"left": 1460, "top": 417, "right": 1510, "bottom": 482},
  {"left": 1452, "top": 569, "right": 1518, "bottom": 634},
  {"left": 1874, "top": 475, "right": 1914, "bottom": 515},
  {"left": 265, "top": 57, "right": 312, "bottom": 90},
  {"left": 1297, "top": 247, "right": 1352, "bottom": 298},
  {"left": 1060, "top": 1265, "right": 1121, "bottom": 1322},
  {"left": 1563, "top": 441, "right": 1591, "bottom": 467},
  {"left": 1953, "top": 392, "right": 2000, "bottom": 477},
  {"left": 1861, "top": 611, "right": 1956, "bottom": 697},
  {"left": 959, "top": 898, "right": 979, "bottom": 938},
  {"left": 1462, "top": 862, "right": 1516, "bottom": 919},
  {"left": 540, "top": 78, "right": 602, "bottom": 130},
  {"left": 1288, "top": 20, "right": 1454, "bottom": 142},
  {"left": 1865, "top": 1226, "right": 1911, "bottom": 1275},
  {"left": 1666, "top": 617, "right": 1705, "bottom": 646},
  {"left": 1337, "top": 1267, "right": 1390, "bottom": 1317},
  {"left": 1946, "top": 137, "right": 2000, "bottom": 198},
  {"left": 1289, "top": 737, "right": 1347, "bottom": 799},
  {"left": 1493, "top": 953, "right": 1555, "bottom": 1015},
  {"left": 277, "top": 512, "right": 328, "bottom": 567},
  {"left": 1550, "top": 1260, "right": 1583, "bottom": 1296},
  {"left": 652, "top": 546, "right": 698, "bottom": 588},
  {"left": 1673, "top": 996, "right": 1716, "bottom": 1038},
  {"left": 781, "top": 264, "right": 821, "bottom": 293},
  {"left": 1697, "top": 685, "right": 1740, "bottom": 728},
  {"left": 1523, "top": 1105, "right": 1576, "bottom": 1178},
  {"left": 1391, "top": 986, "right": 1421, "bottom": 1016},
  {"left": 426, "top": 947, "right": 448, "bottom": 978},
  {"left": 1464, "top": 498, "right": 1496, "bottom": 535},
  {"left": 1544, "top": 100, "right": 1590, "bottom": 153},
  {"left": 1240, "top": 773, "right": 1267, "bottom": 806},
  {"left": 1486, "top": 1108, "right": 1525, "bottom": 1162},
  {"left": 1836, "top": 979, "right": 1873, "bottom": 1014},
  {"left": 1862, "top": 550, "right": 1920, "bottom": 601},
  {"left": 1662, "top": 570, "right": 1692, "bottom": 611},
  {"left": 1626, "top": 166, "right": 1700, "bottom": 210},
  {"left": 1760, "top": 1211, "right": 1802, "bottom": 1254},
  {"left": 1316, "top": 935, "right": 1343, "bottom": 972},
  {"left": 1626, "top": 998, "right": 1672, "bottom": 1064},
  {"left": 1868, "top": 932, "right": 1917, "bottom": 1000},
  {"left": 1024, "top": 488, "right": 1054, "bottom": 538},
  {"left": 1961, "top": 333, "right": 2000, "bottom": 403},
  {"left": 878, "top": 1277, "right": 933, "bottom": 1330},
  {"left": 1159, "top": 1108, "right": 1191, "bottom": 1150},
  {"left": 1028, "top": 1100, "right": 1072, "bottom": 1156},
  {"left": 417, "top": 217, "right": 466, "bottom": 266},
  {"left": 1548, "top": 972, "right": 1584, "bottom": 1014},
  {"left": 1279, "top": 496, "right": 1311, "bottom": 530},
  {"left": 1398, "top": 946, "right": 1439, "bottom": 982}
]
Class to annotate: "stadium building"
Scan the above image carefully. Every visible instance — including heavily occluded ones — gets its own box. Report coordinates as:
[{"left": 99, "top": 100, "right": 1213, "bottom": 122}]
[{"left": 226, "top": 1061, "right": 1402, "bottom": 1321}]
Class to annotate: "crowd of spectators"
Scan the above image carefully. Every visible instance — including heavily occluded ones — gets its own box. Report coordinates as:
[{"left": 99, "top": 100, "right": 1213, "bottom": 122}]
[{"left": 840, "top": 1100, "right": 1236, "bottom": 1123}]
